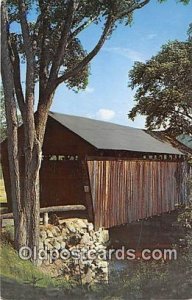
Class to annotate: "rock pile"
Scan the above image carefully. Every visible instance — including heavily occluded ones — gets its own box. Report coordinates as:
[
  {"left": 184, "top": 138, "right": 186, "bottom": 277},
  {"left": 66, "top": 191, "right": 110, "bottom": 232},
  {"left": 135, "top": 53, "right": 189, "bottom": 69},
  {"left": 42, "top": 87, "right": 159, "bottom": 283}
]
[{"left": 39, "top": 218, "right": 109, "bottom": 285}]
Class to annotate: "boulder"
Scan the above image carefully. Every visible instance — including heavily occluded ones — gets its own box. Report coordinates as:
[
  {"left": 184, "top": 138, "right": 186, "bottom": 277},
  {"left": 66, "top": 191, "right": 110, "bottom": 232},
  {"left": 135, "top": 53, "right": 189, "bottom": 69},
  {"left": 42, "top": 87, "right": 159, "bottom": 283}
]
[
  {"left": 39, "top": 241, "right": 44, "bottom": 250},
  {"left": 80, "top": 233, "right": 91, "bottom": 245},
  {"left": 39, "top": 219, "right": 109, "bottom": 285},
  {"left": 51, "top": 226, "right": 61, "bottom": 237},
  {"left": 97, "top": 260, "right": 108, "bottom": 270},
  {"left": 61, "top": 227, "right": 69, "bottom": 238},
  {"left": 98, "top": 229, "right": 109, "bottom": 244},
  {"left": 52, "top": 240, "right": 61, "bottom": 250},
  {"left": 75, "top": 219, "right": 88, "bottom": 229},
  {"left": 47, "top": 230, "right": 54, "bottom": 238},
  {"left": 60, "top": 241, "right": 66, "bottom": 249},
  {"left": 67, "top": 224, "right": 76, "bottom": 233},
  {"left": 82, "top": 268, "right": 95, "bottom": 285},
  {"left": 56, "top": 235, "right": 64, "bottom": 242},
  {"left": 87, "top": 223, "right": 94, "bottom": 232},
  {"left": 40, "top": 230, "right": 47, "bottom": 241},
  {"left": 47, "top": 243, "right": 54, "bottom": 251}
]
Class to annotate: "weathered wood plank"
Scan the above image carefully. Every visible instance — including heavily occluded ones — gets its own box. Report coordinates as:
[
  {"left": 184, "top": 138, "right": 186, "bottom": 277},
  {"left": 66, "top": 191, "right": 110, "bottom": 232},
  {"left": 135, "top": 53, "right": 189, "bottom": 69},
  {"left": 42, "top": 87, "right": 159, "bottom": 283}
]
[
  {"left": 81, "top": 160, "right": 94, "bottom": 224},
  {"left": 0, "top": 204, "right": 86, "bottom": 220},
  {"left": 40, "top": 205, "right": 86, "bottom": 213}
]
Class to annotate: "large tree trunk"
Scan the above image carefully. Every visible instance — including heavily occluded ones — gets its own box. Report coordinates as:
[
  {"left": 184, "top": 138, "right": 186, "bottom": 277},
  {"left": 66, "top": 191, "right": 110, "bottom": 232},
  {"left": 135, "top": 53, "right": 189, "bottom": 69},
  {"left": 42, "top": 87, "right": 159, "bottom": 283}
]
[
  {"left": 24, "top": 138, "right": 41, "bottom": 257},
  {"left": 2, "top": 3, "right": 42, "bottom": 257},
  {"left": 1, "top": 0, "right": 26, "bottom": 248}
]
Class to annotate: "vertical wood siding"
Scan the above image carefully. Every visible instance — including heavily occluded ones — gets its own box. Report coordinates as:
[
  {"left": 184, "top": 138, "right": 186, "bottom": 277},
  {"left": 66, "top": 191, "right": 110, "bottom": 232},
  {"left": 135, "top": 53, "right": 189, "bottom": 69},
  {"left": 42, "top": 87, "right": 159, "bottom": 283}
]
[{"left": 87, "top": 160, "right": 187, "bottom": 228}]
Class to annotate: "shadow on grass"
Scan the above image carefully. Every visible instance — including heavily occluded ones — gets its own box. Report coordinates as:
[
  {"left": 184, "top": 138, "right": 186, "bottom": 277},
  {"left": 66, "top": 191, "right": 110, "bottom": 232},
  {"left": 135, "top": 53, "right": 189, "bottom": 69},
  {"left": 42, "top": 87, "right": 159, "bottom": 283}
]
[{"left": 0, "top": 276, "right": 79, "bottom": 300}]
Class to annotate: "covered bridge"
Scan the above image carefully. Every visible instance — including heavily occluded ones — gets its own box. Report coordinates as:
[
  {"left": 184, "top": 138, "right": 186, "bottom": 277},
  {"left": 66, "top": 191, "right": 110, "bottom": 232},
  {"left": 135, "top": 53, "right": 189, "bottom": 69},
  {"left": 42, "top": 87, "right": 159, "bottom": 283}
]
[{"left": 1, "top": 112, "right": 188, "bottom": 229}]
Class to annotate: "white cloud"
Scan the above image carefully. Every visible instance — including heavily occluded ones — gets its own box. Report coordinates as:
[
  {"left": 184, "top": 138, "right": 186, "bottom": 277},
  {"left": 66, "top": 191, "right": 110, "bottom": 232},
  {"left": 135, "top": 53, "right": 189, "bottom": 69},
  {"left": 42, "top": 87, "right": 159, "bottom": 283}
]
[
  {"left": 96, "top": 109, "right": 115, "bottom": 121},
  {"left": 103, "top": 47, "right": 146, "bottom": 62}
]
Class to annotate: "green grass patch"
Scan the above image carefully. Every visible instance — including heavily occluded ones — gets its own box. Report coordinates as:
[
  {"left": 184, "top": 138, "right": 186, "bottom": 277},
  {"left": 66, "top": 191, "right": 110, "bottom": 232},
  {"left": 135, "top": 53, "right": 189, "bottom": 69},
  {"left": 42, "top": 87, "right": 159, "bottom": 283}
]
[
  {"left": 0, "top": 241, "right": 72, "bottom": 289},
  {"left": 0, "top": 178, "right": 7, "bottom": 203}
]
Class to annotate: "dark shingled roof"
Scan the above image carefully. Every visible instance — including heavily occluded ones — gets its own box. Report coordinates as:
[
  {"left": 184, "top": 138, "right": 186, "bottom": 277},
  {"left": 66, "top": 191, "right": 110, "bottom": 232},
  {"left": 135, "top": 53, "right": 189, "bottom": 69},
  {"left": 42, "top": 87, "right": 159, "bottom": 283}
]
[
  {"left": 147, "top": 131, "right": 192, "bottom": 156},
  {"left": 49, "top": 111, "right": 184, "bottom": 155}
]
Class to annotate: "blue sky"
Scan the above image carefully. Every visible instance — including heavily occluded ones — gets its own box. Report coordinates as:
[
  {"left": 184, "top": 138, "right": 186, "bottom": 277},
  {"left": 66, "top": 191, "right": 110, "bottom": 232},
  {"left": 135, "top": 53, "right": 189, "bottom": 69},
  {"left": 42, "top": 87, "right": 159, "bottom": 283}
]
[{"left": 50, "top": 0, "right": 191, "bottom": 128}]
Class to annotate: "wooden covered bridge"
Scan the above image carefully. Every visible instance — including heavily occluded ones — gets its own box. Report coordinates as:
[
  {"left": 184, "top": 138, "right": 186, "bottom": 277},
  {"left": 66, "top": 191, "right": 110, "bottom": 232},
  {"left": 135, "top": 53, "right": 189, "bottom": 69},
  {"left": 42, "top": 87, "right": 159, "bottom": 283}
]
[{"left": 1, "top": 112, "right": 188, "bottom": 229}]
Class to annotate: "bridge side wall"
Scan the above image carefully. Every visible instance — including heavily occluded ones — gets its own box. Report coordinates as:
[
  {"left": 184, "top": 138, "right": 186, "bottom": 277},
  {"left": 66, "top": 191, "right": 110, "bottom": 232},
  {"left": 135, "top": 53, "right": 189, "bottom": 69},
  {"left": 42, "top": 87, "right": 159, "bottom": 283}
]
[{"left": 87, "top": 159, "right": 188, "bottom": 228}]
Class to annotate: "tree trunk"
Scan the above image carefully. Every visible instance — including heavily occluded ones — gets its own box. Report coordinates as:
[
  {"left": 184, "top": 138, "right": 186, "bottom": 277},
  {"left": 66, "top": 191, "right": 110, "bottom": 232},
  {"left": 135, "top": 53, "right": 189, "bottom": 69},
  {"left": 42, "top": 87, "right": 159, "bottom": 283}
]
[
  {"left": 23, "top": 136, "right": 42, "bottom": 260},
  {"left": 1, "top": 0, "right": 27, "bottom": 249},
  {"left": 2, "top": 1, "right": 52, "bottom": 258}
]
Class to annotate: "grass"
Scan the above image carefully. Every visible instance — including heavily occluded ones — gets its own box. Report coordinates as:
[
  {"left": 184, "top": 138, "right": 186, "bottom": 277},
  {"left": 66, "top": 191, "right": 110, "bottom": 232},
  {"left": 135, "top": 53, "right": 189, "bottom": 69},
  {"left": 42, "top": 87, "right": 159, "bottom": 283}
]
[
  {"left": 0, "top": 234, "right": 97, "bottom": 299},
  {"left": 0, "top": 178, "right": 7, "bottom": 203},
  {"left": 0, "top": 240, "right": 72, "bottom": 289}
]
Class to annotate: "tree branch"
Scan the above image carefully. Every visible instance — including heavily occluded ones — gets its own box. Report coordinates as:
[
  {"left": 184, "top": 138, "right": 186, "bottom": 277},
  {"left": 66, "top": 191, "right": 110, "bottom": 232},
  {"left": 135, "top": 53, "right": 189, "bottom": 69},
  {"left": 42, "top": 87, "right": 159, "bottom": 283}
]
[
  {"left": 18, "top": 0, "right": 35, "bottom": 99},
  {"left": 9, "top": 38, "right": 26, "bottom": 118},
  {"left": 117, "top": 0, "right": 151, "bottom": 18},
  {"left": 38, "top": 0, "right": 50, "bottom": 100},
  {"left": 69, "top": 16, "right": 97, "bottom": 40},
  {"left": 56, "top": 14, "right": 114, "bottom": 86},
  {"left": 56, "top": 0, "right": 151, "bottom": 87},
  {"left": 48, "top": 0, "right": 75, "bottom": 83},
  {"left": 178, "top": 109, "right": 192, "bottom": 120},
  {"left": 18, "top": 0, "right": 36, "bottom": 151}
]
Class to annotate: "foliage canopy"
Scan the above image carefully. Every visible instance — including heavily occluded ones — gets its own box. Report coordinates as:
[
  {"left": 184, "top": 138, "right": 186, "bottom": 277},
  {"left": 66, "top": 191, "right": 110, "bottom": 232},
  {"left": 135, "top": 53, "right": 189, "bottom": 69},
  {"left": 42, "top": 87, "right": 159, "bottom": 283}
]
[
  {"left": 6, "top": 0, "right": 153, "bottom": 92},
  {"left": 128, "top": 36, "right": 192, "bottom": 136},
  {"left": 7, "top": 0, "right": 190, "bottom": 93}
]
